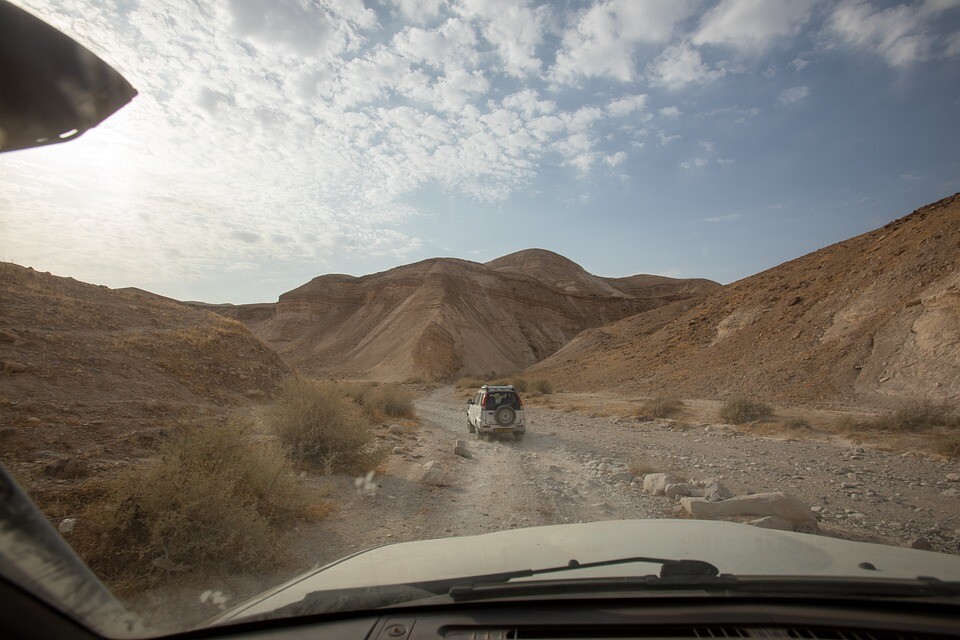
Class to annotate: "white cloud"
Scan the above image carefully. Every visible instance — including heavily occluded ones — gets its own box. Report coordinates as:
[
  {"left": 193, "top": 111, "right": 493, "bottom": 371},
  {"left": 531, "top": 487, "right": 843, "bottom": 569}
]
[
  {"left": 827, "top": 0, "right": 960, "bottom": 67},
  {"left": 553, "top": 0, "right": 698, "bottom": 83},
  {"left": 390, "top": 0, "right": 445, "bottom": 25},
  {"left": 659, "top": 106, "right": 682, "bottom": 118},
  {"left": 778, "top": 85, "right": 810, "bottom": 105},
  {"left": 605, "top": 151, "right": 628, "bottom": 166},
  {"left": 791, "top": 57, "right": 811, "bottom": 70},
  {"left": 703, "top": 213, "right": 743, "bottom": 222},
  {"left": 694, "top": 0, "right": 820, "bottom": 50},
  {"left": 657, "top": 131, "right": 681, "bottom": 146},
  {"left": 648, "top": 43, "right": 728, "bottom": 89},
  {"left": 607, "top": 94, "right": 648, "bottom": 116},
  {"left": 455, "top": 0, "right": 549, "bottom": 77},
  {"left": 680, "top": 157, "right": 710, "bottom": 169}
]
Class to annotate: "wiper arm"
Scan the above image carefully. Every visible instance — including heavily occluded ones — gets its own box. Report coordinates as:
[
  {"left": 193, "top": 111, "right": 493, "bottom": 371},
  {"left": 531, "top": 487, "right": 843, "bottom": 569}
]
[{"left": 448, "top": 556, "right": 722, "bottom": 600}]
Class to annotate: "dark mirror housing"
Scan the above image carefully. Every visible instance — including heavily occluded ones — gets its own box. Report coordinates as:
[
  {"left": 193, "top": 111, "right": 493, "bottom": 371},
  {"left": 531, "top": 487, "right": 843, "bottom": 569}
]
[{"left": 0, "top": 1, "right": 137, "bottom": 153}]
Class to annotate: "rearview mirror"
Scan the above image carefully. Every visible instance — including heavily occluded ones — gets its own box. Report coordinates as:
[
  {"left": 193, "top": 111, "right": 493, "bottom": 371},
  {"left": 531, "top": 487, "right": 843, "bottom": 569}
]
[
  {"left": 467, "top": 399, "right": 474, "bottom": 404},
  {"left": 0, "top": 1, "right": 138, "bottom": 153}
]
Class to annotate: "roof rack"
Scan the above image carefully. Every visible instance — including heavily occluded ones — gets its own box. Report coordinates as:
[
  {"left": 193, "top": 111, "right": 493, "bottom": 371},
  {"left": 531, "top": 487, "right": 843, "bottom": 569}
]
[{"left": 481, "top": 384, "right": 516, "bottom": 391}]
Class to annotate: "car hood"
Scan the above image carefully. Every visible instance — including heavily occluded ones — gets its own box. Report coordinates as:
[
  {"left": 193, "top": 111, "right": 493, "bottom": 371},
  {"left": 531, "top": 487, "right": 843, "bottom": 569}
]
[{"left": 218, "top": 519, "right": 960, "bottom": 622}]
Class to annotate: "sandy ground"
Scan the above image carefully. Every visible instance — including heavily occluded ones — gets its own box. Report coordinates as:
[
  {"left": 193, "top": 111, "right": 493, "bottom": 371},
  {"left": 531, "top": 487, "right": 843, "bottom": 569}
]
[{"left": 128, "top": 386, "right": 960, "bottom": 631}]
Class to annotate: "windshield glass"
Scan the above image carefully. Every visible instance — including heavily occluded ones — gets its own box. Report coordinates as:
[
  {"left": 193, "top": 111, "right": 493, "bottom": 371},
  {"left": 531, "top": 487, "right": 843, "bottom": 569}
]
[{"left": 2, "top": 0, "right": 960, "bottom": 637}]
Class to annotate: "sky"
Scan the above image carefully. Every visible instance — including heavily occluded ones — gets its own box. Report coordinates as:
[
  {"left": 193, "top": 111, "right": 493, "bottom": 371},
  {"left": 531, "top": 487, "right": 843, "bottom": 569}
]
[{"left": 2, "top": 0, "right": 960, "bottom": 304}]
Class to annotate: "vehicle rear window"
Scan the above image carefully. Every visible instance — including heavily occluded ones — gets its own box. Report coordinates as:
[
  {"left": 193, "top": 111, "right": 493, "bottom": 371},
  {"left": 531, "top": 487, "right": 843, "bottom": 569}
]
[{"left": 483, "top": 392, "right": 520, "bottom": 409}]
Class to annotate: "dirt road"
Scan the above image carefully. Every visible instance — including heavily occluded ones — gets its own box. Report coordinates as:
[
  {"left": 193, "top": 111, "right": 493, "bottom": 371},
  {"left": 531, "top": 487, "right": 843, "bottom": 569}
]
[{"left": 137, "top": 386, "right": 960, "bottom": 629}]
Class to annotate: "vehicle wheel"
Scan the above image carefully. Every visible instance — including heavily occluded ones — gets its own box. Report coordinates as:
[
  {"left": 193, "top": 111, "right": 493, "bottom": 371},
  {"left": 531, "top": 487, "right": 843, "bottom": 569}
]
[
  {"left": 514, "top": 432, "right": 524, "bottom": 442},
  {"left": 494, "top": 405, "right": 516, "bottom": 426}
]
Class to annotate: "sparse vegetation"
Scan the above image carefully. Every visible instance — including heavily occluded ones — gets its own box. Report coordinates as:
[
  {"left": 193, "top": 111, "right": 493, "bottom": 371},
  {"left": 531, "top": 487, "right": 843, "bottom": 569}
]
[
  {"left": 358, "top": 384, "right": 415, "bottom": 419},
  {"left": 529, "top": 378, "right": 554, "bottom": 394},
  {"left": 719, "top": 396, "right": 772, "bottom": 423},
  {"left": 934, "top": 430, "right": 960, "bottom": 458},
  {"left": 782, "top": 417, "right": 811, "bottom": 429},
  {"left": 628, "top": 455, "right": 657, "bottom": 477},
  {"left": 455, "top": 375, "right": 485, "bottom": 389},
  {"left": 268, "top": 378, "right": 377, "bottom": 471},
  {"left": 403, "top": 376, "right": 426, "bottom": 384},
  {"left": 834, "top": 401, "right": 959, "bottom": 433},
  {"left": 636, "top": 396, "right": 684, "bottom": 419},
  {"left": 73, "top": 419, "right": 312, "bottom": 590}
]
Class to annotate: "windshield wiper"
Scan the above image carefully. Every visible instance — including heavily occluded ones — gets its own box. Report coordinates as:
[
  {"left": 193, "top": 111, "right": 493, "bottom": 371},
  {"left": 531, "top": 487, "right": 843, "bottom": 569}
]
[{"left": 447, "top": 556, "right": 723, "bottom": 600}]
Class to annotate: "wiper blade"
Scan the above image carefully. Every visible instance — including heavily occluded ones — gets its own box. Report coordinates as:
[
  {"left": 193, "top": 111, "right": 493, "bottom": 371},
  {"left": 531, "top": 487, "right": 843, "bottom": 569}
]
[
  {"left": 448, "top": 575, "right": 960, "bottom": 603},
  {"left": 448, "top": 556, "right": 721, "bottom": 600}
]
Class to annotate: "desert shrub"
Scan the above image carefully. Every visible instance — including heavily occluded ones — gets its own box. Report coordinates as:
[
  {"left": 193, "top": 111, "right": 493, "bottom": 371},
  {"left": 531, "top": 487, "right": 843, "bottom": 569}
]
[
  {"left": 403, "top": 376, "right": 425, "bottom": 384},
  {"left": 871, "top": 401, "right": 960, "bottom": 431},
  {"left": 719, "top": 396, "right": 772, "bottom": 423},
  {"left": 935, "top": 430, "right": 960, "bottom": 458},
  {"left": 268, "top": 378, "right": 375, "bottom": 470},
  {"left": 783, "top": 417, "right": 811, "bottom": 429},
  {"left": 337, "top": 380, "right": 375, "bottom": 403},
  {"left": 455, "top": 376, "right": 484, "bottom": 389},
  {"left": 628, "top": 455, "right": 657, "bottom": 476},
  {"left": 637, "top": 396, "right": 684, "bottom": 419},
  {"left": 74, "top": 419, "right": 309, "bottom": 588},
  {"left": 529, "top": 378, "right": 554, "bottom": 394},
  {"left": 359, "top": 384, "right": 414, "bottom": 419}
]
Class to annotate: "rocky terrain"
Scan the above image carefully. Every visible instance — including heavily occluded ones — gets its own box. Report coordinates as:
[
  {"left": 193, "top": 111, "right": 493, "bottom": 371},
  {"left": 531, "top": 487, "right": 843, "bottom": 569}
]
[
  {"left": 529, "top": 194, "right": 960, "bottom": 408},
  {"left": 207, "top": 249, "right": 718, "bottom": 381},
  {"left": 0, "top": 263, "right": 290, "bottom": 507}
]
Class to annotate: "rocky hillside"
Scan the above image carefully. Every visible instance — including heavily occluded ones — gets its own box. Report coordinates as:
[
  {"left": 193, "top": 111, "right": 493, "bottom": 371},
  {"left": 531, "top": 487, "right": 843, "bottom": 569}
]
[
  {"left": 528, "top": 194, "right": 960, "bottom": 408},
  {"left": 0, "top": 263, "right": 290, "bottom": 478},
  {"left": 212, "top": 250, "right": 719, "bottom": 381}
]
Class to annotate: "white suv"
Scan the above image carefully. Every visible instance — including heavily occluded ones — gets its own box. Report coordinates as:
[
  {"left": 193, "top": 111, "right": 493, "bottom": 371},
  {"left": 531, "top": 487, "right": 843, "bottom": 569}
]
[{"left": 466, "top": 385, "right": 526, "bottom": 441}]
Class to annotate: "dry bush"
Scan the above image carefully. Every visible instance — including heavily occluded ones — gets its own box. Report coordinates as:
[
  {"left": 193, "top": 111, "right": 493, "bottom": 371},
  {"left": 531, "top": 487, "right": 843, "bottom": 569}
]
[
  {"left": 637, "top": 396, "right": 684, "bottom": 419},
  {"left": 870, "top": 401, "right": 960, "bottom": 431},
  {"left": 359, "top": 384, "right": 414, "bottom": 419},
  {"left": 719, "top": 396, "right": 772, "bottom": 423},
  {"left": 403, "top": 376, "right": 426, "bottom": 384},
  {"left": 529, "top": 378, "right": 554, "bottom": 394},
  {"left": 783, "top": 417, "right": 811, "bottom": 429},
  {"left": 628, "top": 455, "right": 657, "bottom": 476},
  {"left": 455, "top": 376, "right": 485, "bottom": 389},
  {"left": 935, "top": 430, "right": 960, "bottom": 458},
  {"left": 337, "top": 380, "right": 375, "bottom": 403},
  {"left": 268, "top": 378, "right": 376, "bottom": 471},
  {"left": 73, "top": 419, "right": 310, "bottom": 590}
]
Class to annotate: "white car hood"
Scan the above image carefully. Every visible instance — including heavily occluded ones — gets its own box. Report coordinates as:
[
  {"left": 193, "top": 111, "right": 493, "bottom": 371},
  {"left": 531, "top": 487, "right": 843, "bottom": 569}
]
[{"left": 219, "top": 519, "right": 960, "bottom": 622}]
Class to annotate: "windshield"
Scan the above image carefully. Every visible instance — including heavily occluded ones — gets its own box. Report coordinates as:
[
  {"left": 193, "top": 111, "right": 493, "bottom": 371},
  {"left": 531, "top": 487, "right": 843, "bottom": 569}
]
[{"left": 2, "top": 0, "right": 960, "bottom": 637}]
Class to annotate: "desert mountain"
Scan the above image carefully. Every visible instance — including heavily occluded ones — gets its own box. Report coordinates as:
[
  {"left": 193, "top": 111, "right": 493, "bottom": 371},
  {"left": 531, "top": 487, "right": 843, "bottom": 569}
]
[
  {"left": 528, "top": 194, "right": 960, "bottom": 408},
  {"left": 213, "top": 250, "right": 718, "bottom": 381},
  {"left": 0, "top": 263, "right": 290, "bottom": 476}
]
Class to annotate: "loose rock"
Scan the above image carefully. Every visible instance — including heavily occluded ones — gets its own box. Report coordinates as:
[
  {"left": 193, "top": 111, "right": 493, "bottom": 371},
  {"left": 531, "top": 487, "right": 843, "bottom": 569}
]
[
  {"left": 680, "top": 492, "right": 817, "bottom": 527},
  {"left": 643, "top": 473, "right": 679, "bottom": 496},
  {"left": 3, "top": 361, "right": 28, "bottom": 374}
]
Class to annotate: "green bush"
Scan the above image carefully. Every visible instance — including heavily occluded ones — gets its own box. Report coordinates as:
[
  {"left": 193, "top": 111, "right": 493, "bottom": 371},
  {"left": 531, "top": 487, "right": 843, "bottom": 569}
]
[
  {"left": 637, "top": 396, "right": 684, "bottom": 419},
  {"left": 719, "top": 396, "right": 772, "bottom": 423},
  {"left": 75, "top": 419, "right": 309, "bottom": 588},
  {"left": 268, "top": 378, "right": 375, "bottom": 470}
]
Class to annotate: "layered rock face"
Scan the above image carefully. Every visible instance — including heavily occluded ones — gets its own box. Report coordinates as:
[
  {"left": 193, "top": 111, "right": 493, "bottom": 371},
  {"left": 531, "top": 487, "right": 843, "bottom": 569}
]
[
  {"left": 216, "top": 250, "right": 719, "bottom": 381},
  {"left": 529, "top": 194, "right": 960, "bottom": 407}
]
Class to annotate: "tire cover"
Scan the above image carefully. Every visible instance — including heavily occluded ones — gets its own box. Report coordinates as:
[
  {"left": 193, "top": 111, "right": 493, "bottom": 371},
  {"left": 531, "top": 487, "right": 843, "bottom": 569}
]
[{"left": 494, "top": 405, "right": 516, "bottom": 426}]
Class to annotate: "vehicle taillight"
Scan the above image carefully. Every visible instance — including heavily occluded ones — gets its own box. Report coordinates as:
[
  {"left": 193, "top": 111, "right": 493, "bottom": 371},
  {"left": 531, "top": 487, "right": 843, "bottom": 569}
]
[{"left": 480, "top": 393, "right": 487, "bottom": 408}]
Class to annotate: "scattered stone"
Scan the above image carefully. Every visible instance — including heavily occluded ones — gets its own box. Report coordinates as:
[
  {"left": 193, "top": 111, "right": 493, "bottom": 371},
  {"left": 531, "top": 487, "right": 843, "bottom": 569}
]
[
  {"left": 680, "top": 492, "right": 817, "bottom": 527},
  {"left": 643, "top": 473, "right": 679, "bottom": 496},
  {"left": 392, "top": 447, "right": 404, "bottom": 455},
  {"left": 43, "top": 457, "right": 87, "bottom": 479},
  {"left": 454, "top": 440, "right": 472, "bottom": 458},
  {"left": 420, "top": 467, "right": 451, "bottom": 487},
  {"left": 243, "top": 389, "right": 265, "bottom": 400},
  {"left": 0, "top": 330, "right": 17, "bottom": 342},
  {"left": 947, "top": 473, "right": 960, "bottom": 482},
  {"left": 58, "top": 518, "right": 76, "bottom": 534},
  {"left": 941, "top": 488, "right": 959, "bottom": 498},
  {"left": 664, "top": 482, "right": 698, "bottom": 499},
  {"left": 703, "top": 478, "right": 735, "bottom": 502},
  {"left": 908, "top": 537, "right": 933, "bottom": 550},
  {"left": 608, "top": 471, "right": 634, "bottom": 484},
  {"left": 25, "top": 417, "right": 41, "bottom": 425},
  {"left": 747, "top": 516, "right": 796, "bottom": 532},
  {"left": 3, "top": 361, "right": 28, "bottom": 374},
  {"left": 388, "top": 424, "right": 405, "bottom": 435}
]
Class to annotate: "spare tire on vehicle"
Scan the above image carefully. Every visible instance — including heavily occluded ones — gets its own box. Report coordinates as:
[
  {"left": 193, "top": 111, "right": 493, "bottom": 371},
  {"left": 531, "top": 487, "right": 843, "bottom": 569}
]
[{"left": 494, "top": 405, "right": 516, "bottom": 426}]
